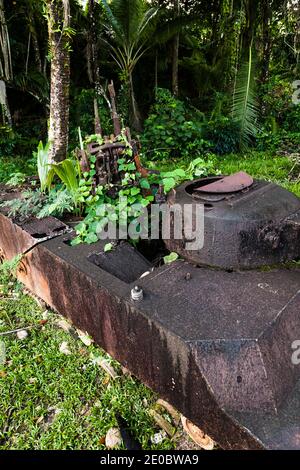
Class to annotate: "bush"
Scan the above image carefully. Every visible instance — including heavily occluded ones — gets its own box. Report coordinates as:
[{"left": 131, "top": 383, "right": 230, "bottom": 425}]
[
  {"left": 204, "top": 117, "right": 241, "bottom": 155},
  {"left": 141, "top": 88, "right": 211, "bottom": 160},
  {"left": 0, "top": 118, "right": 46, "bottom": 159},
  {"left": 0, "top": 156, "right": 35, "bottom": 183},
  {"left": 257, "top": 129, "right": 300, "bottom": 153}
]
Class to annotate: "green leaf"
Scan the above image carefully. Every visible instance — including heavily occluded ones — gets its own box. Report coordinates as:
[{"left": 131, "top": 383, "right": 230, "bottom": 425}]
[
  {"left": 85, "top": 233, "right": 98, "bottom": 244},
  {"left": 140, "top": 178, "right": 151, "bottom": 189},
  {"left": 163, "top": 252, "right": 179, "bottom": 264},
  {"left": 70, "top": 237, "right": 82, "bottom": 246},
  {"left": 104, "top": 243, "right": 113, "bottom": 252},
  {"left": 131, "top": 187, "right": 140, "bottom": 196},
  {"left": 162, "top": 177, "right": 176, "bottom": 193},
  {"left": 36, "top": 141, "right": 52, "bottom": 192}
]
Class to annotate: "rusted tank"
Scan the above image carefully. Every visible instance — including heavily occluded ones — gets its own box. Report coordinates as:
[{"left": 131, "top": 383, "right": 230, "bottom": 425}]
[
  {"left": 164, "top": 172, "right": 300, "bottom": 269},
  {"left": 0, "top": 173, "right": 300, "bottom": 450}
]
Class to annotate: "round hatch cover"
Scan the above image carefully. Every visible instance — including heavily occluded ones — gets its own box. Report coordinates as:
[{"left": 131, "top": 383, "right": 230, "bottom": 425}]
[{"left": 194, "top": 171, "right": 253, "bottom": 194}]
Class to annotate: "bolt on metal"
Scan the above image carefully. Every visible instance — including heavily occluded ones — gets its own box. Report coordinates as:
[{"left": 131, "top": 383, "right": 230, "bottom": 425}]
[{"left": 131, "top": 285, "right": 143, "bottom": 301}]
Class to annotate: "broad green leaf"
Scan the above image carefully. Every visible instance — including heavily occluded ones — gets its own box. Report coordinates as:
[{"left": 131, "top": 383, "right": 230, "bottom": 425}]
[{"left": 164, "top": 252, "right": 179, "bottom": 264}]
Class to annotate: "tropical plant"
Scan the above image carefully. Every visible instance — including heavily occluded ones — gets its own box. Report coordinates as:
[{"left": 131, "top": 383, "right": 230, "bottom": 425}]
[
  {"left": 34, "top": 141, "right": 51, "bottom": 192},
  {"left": 101, "top": 0, "right": 159, "bottom": 131},
  {"left": 231, "top": 45, "right": 260, "bottom": 149},
  {"left": 1, "top": 188, "right": 74, "bottom": 219},
  {"left": 50, "top": 158, "right": 81, "bottom": 198}
]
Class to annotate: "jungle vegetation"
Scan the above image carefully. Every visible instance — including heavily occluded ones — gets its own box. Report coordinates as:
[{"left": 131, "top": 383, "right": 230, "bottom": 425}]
[{"left": 0, "top": 0, "right": 299, "bottom": 164}]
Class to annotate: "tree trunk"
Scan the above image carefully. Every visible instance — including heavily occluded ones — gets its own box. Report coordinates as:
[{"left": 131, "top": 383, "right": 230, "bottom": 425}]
[
  {"left": 154, "top": 49, "right": 158, "bottom": 97},
  {"left": 241, "top": 0, "right": 259, "bottom": 58},
  {"left": 0, "top": 80, "right": 12, "bottom": 127},
  {"left": 0, "top": 0, "right": 12, "bottom": 126},
  {"left": 260, "top": 0, "right": 272, "bottom": 84},
  {"left": 87, "top": 0, "right": 102, "bottom": 135},
  {"left": 172, "top": 0, "right": 180, "bottom": 96},
  {"left": 31, "top": 21, "right": 42, "bottom": 74},
  {"left": 47, "top": 0, "right": 71, "bottom": 163}
]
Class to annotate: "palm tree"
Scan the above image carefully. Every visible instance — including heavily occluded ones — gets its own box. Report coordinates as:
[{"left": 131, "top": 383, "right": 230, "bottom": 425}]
[{"left": 101, "top": 0, "right": 159, "bottom": 131}]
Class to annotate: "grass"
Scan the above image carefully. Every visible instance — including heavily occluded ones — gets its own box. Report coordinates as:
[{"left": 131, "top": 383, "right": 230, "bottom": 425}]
[
  {"left": 0, "top": 273, "right": 176, "bottom": 450},
  {"left": 216, "top": 151, "right": 300, "bottom": 197},
  {"left": 150, "top": 150, "right": 300, "bottom": 197}
]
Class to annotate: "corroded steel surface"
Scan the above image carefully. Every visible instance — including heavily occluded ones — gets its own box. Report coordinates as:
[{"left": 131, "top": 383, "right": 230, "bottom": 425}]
[
  {"left": 195, "top": 171, "right": 253, "bottom": 193},
  {"left": 0, "top": 212, "right": 67, "bottom": 259},
  {"left": 0, "top": 212, "right": 300, "bottom": 449},
  {"left": 165, "top": 178, "right": 300, "bottom": 269}
]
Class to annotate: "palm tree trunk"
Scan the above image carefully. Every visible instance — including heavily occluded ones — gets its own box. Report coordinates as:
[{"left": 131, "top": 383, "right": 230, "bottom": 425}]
[
  {"left": 172, "top": 0, "right": 180, "bottom": 96},
  {"left": 129, "top": 71, "right": 142, "bottom": 132},
  {"left": 47, "top": 0, "right": 71, "bottom": 163}
]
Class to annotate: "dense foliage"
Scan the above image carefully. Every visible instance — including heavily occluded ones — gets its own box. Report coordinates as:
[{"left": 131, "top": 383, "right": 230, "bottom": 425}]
[{"left": 0, "top": 0, "right": 299, "bottom": 158}]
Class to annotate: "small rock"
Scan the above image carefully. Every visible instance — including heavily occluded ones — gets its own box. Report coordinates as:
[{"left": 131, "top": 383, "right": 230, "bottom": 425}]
[
  {"left": 16, "top": 330, "right": 28, "bottom": 340},
  {"left": 151, "top": 431, "right": 167, "bottom": 444},
  {"left": 105, "top": 427, "right": 122, "bottom": 449}
]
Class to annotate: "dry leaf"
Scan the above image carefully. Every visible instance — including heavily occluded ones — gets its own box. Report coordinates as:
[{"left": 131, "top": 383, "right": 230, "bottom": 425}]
[
  {"left": 77, "top": 329, "right": 93, "bottom": 347},
  {"left": 59, "top": 341, "right": 71, "bottom": 355},
  {"left": 57, "top": 319, "right": 72, "bottom": 332},
  {"left": 149, "top": 409, "right": 175, "bottom": 437},
  {"left": 181, "top": 416, "right": 214, "bottom": 450},
  {"left": 99, "top": 359, "right": 118, "bottom": 379},
  {"left": 0, "top": 370, "right": 7, "bottom": 378},
  {"left": 121, "top": 366, "right": 132, "bottom": 376},
  {"left": 102, "top": 376, "right": 110, "bottom": 385},
  {"left": 156, "top": 399, "right": 181, "bottom": 425},
  {"left": 42, "top": 310, "right": 49, "bottom": 320},
  {"left": 105, "top": 427, "right": 122, "bottom": 449}
]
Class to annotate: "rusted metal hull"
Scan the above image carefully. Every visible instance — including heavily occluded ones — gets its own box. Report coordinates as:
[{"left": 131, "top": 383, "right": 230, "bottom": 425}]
[{"left": 1, "top": 212, "right": 300, "bottom": 449}]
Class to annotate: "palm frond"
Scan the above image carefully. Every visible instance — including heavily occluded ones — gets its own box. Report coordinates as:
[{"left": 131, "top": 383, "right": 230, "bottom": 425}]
[
  {"left": 101, "top": 0, "right": 123, "bottom": 44},
  {"left": 231, "top": 46, "right": 260, "bottom": 149},
  {"left": 154, "top": 15, "right": 199, "bottom": 45},
  {"left": 101, "top": 0, "right": 158, "bottom": 51}
]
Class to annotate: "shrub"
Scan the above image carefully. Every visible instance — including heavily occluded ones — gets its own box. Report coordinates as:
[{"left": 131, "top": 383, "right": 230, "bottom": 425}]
[
  {"left": 141, "top": 88, "right": 210, "bottom": 160},
  {"left": 204, "top": 117, "right": 241, "bottom": 155}
]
